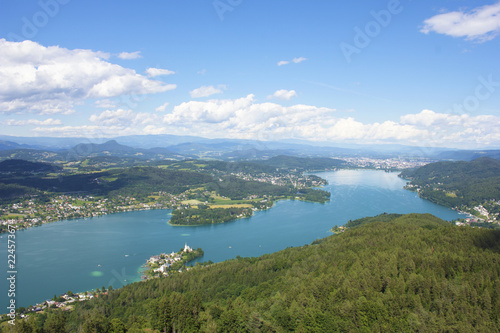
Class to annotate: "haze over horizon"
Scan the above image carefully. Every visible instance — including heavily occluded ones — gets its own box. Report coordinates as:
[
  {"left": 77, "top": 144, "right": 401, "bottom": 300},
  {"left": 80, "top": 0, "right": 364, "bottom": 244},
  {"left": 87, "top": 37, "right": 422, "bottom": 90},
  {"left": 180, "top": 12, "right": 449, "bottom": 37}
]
[{"left": 1, "top": 0, "right": 499, "bottom": 149}]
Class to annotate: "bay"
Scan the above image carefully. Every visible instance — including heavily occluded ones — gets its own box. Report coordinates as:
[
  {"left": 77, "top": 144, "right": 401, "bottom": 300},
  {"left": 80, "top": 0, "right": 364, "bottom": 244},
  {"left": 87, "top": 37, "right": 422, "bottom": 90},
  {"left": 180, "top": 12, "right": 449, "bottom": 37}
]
[{"left": 0, "top": 170, "right": 463, "bottom": 308}]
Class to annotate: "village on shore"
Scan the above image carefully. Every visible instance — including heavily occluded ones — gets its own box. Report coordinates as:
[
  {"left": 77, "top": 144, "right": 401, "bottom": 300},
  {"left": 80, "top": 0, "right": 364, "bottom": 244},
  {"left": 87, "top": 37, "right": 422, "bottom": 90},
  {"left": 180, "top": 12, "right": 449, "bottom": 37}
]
[
  {"left": 0, "top": 243, "right": 204, "bottom": 322},
  {"left": 0, "top": 287, "right": 113, "bottom": 322},
  {"left": 143, "top": 243, "right": 204, "bottom": 279}
]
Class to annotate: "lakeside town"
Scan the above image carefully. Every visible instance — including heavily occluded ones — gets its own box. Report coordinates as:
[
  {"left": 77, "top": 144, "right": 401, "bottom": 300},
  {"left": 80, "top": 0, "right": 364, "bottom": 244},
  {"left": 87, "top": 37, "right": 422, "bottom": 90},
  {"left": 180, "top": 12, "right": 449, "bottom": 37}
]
[
  {"left": 0, "top": 243, "right": 204, "bottom": 322},
  {"left": 339, "top": 157, "right": 434, "bottom": 170},
  {"left": 453, "top": 201, "right": 500, "bottom": 227},
  {"left": 1, "top": 287, "right": 113, "bottom": 322}
]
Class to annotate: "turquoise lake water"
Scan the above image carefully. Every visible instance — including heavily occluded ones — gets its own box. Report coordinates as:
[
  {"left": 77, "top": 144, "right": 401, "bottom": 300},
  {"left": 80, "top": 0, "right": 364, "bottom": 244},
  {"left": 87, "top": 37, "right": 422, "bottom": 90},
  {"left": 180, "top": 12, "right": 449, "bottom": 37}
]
[{"left": 0, "top": 170, "right": 464, "bottom": 308}]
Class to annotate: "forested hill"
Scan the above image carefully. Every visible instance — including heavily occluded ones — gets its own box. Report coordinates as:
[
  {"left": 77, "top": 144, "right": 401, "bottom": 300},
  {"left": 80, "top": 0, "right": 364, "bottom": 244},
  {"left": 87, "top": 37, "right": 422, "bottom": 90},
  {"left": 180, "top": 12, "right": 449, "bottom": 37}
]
[
  {"left": 8, "top": 213, "right": 500, "bottom": 332},
  {"left": 256, "top": 155, "right": 347, "bottom": 170},
  {"left": 400, "top": 157, "right": 500, "bottom": 207},
  {"left": 0, "top": 159, "right": 61, "bottom": 174}
]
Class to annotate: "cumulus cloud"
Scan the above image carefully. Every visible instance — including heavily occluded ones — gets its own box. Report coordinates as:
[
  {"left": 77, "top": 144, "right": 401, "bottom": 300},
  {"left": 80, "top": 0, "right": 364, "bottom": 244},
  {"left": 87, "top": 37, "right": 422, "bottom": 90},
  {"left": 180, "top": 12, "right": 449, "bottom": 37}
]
[
  {"left": 89, "top": 109, "right": 160, "bottom": 127},
  {"left": 155, "top": 102, "right": 169, "bottom": 112},
  {"left": 160, "top": 95, "right": 433, "bottom": 143},
  {"left": 292, "top": 57, "right": 307, "bottom": 63},
  {"left": 421, "top": 2, "right": 500, "bottom": 41},
  {"left": 94, "top": 99, "right": 117, "bottom": 108},
  {"left": 0, "top": 39, "right": 176, "bottom": 114},
  {"left": 117, "top": 51, "right": 142, "bottom": 59},
  {"left": 189, "top": 85, "right": 225, "bottom": 98},
  {"left": 278, "top": 57, "right": 307, "bottom": 66},
  {"left": 269, "top": 89, "right": 297, "bottom": 101},
  {"left": 146, "top": 67, "right": 175, "bottom": 77},
  {"left": 400, "top": 109, "right": 500, "bottom": 147},
  {"left": 159, "top": 96, "right": 500, "bottom": 147},
  {"left": 31, "top": 95, "right": 500, "bottom": 148},
  {"left": 35, "top": 109, "right": 166, "bottom": 137},
  {"left": 4, "top": 118, "right": 62, "bottom": 126},
  {"left": 32, "top": 125, "right": 127, "bottom": 137},
  {"left": 400, "top": 109, "right": 463, "bottom": 127}
]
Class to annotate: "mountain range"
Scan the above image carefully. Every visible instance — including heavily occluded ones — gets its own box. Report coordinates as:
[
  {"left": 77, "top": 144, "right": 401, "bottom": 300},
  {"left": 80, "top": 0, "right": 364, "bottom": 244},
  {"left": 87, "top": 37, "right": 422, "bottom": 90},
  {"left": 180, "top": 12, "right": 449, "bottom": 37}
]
[{"left": 0, "top": 134, "right": 499, "bottom": 162}]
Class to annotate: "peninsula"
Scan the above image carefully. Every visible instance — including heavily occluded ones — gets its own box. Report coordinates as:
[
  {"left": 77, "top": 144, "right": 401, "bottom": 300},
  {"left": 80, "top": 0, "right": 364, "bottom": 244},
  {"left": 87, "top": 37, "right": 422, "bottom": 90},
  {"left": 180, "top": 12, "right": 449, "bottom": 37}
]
[{"left": 143, "top": 243, "right": 204, "bottom": 279}]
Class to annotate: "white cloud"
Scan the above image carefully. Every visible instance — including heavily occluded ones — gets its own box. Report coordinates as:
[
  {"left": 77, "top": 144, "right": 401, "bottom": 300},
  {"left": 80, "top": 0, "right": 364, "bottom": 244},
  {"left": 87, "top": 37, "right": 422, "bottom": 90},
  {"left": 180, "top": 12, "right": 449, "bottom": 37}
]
[
  {"left": 400, "top": 109, "right": 453, "bottom": 127},
  {"left": 155, "top": 102, "right": 169, "bottom": 112},
  {"left": 32, "top": 125, "right": 126, "bottom": 137},
  {"left": 89, "top": 109, "right": 160, "bottom": 127},
  {"left": 34, "top": 96, "right": 500, "bottom": 148},
  {"left": 94, "top": 99, "right": 117, "bottom": 108},
  {"left": 4, "top": 118, "right": 62, "bottom": 126},
  {"left": 162, "top": 94, "right": 338, "bottom": 140},
  {"left": 292, "top": 57, "right": 307, "bottom": 63},
  {"left": 421, "top": 2, "right": 500, "bottom": 42},
  {"left": 23, "top": 86, "right": 498, "bottom": 148},
  {"left": 0, "top": 39, "right": 176, "bottom": 114},
  {"left": 117, "top": 51, "right": 142, "bottom": 59},
  {"left": 146, "top": 67, "right": 175, "bottom": 77},
  {"left": 400, "top": 109, "right": 500, "bottom": 147},
  {"left": 35, "top": 109, "right": 165, "bottom": 137},
  {"left": 189, "top": 85, "right": 225, "bottom": 98},
  {"left": 159, "top": 96, "right": 499, "bottom": 148},
  {"left": 278, "top": 57, "right": 307, "bottom": 66},
  {"left": 269, "top": 89, "right": 297, "bottom": 101}
]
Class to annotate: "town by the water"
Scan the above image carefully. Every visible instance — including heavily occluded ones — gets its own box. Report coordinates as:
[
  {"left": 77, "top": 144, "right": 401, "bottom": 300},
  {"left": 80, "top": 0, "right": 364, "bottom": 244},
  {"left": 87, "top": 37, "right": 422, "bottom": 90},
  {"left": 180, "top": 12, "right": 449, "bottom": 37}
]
[{"left": 0, "top": 243, "right": 203, "bottom": 322}]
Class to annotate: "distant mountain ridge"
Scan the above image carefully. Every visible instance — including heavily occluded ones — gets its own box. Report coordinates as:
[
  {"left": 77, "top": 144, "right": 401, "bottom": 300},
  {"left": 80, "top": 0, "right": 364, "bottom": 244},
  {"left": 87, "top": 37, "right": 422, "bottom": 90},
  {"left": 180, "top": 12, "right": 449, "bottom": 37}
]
[
  {"left": 0, "top": 134, "right": 498, "bottom": 161},
  {"left": 66, "top": 140, "right": 142, "bottom": 158},
  {"left": 434, "top": 149, "right": 500, "bottom": 161},
  {"left": 256, "top": 155, "right": 347, "bottom": 170}
]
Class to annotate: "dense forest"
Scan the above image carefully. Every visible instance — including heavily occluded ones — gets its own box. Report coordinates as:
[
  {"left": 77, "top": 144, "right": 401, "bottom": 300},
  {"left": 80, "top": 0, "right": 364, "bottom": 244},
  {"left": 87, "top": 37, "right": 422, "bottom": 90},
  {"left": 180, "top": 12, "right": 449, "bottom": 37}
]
[
  {"left": 256, "top": 155, "right": 347, "bottom": 170},
  {"left": 5, "top": 213, "right": 500, "bottom": 332},
  {"left": 0, "top": 167, "right": 214, "bottom": 200},
  {"left": 208, "top": 176, "right": 306, "bottom": 201},
  {"left": 400, "top": 157, "right": 500, "bottom": 208},
  {"left": 169, "top": 207, "right": 253, "bottom": 226},
  {"left": 0, "top": 159, "right": 62, "bottom": 174},
  {"left": 0, "top": 157, "right": 333, "bottom": 202}
]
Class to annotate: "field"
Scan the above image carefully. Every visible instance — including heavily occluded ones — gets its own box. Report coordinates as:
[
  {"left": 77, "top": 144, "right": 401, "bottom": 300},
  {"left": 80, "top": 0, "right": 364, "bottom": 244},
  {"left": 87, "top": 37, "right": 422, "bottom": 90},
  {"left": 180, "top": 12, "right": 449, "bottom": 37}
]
[
  {"left": 209, "top": 204, "right": 253, "bottom": 208},
  {"left": 181, "top": 199, "right": 204, "bottom": 205}
]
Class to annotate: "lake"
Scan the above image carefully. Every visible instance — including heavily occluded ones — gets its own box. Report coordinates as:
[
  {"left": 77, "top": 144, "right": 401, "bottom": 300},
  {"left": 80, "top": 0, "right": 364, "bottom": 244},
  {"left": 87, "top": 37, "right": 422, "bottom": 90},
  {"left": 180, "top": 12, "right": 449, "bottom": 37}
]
[{"left": 0, "top": 170, "right": 464, "bottom": 308}]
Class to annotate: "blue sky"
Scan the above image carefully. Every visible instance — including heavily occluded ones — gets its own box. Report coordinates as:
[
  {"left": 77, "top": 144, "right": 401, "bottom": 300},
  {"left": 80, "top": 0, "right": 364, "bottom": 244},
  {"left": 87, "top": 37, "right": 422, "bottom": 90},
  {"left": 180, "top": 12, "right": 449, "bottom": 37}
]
[{"left": 0, "top": 0, "right": 499, "bottom": 148}]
